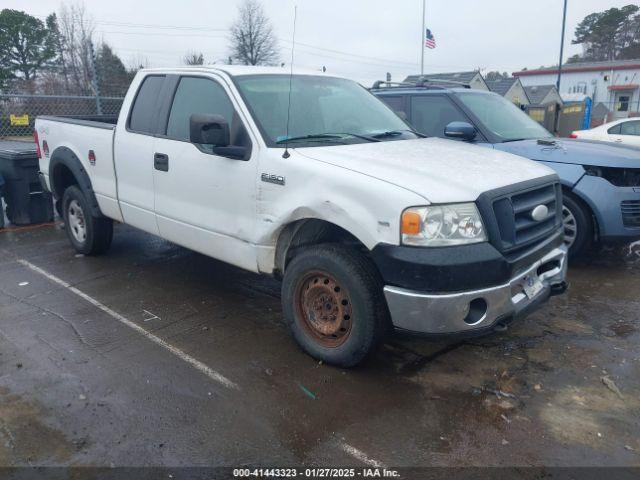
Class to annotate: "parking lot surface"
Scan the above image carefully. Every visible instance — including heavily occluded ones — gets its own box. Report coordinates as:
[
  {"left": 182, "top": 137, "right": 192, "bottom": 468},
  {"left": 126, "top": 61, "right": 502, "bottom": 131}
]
[{"left": 0, "top": 222, "right": 639, "bottom": 469}]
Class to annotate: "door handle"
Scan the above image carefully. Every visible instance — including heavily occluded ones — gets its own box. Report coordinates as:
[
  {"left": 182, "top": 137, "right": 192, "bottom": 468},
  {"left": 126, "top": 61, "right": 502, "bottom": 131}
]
[{"left": 154, "top": 153, "right": 169, "bottom": 171}]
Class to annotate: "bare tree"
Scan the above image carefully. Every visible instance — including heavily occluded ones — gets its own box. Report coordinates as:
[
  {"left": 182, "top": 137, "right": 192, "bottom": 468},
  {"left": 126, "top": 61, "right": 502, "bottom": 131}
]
[
  {"left": 128, "top": 53, "right": 150, "bottom": 71},
  {"left": 56, "top": 2, "right": 95, "bottom": 94},
  {"left": 229, "top": 0, "right": 279, "bottom": 66},
  {"left": 183, "top": 51, "right": 204, "bottom": 65}
]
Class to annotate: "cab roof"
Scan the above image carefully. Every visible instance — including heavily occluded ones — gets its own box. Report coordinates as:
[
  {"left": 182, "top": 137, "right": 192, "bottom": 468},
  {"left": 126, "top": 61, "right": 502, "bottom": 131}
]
[{"left": 138, "top": 65, "right": 332, "bottom": 78}]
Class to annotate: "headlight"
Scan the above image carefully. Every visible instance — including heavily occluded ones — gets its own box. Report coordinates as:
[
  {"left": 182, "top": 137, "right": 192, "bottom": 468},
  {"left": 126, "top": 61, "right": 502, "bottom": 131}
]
[{"left": 401, "top": 203, "right": 487, "bottom": 246}]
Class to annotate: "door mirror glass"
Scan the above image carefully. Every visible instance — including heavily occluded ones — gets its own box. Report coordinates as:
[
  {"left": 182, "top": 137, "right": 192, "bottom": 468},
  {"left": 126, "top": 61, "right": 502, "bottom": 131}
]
[
  {"left": 444, "top": 121, "right": 477, "bottom": 141},
  {"left": 189, "top": 114, "right": 230, "bottom": 146}
]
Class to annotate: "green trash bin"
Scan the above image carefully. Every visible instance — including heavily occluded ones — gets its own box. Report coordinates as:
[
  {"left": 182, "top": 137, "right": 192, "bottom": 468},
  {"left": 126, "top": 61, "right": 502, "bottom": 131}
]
[{"left": 0, "top": 141, "right": 54, "bottom": 226}]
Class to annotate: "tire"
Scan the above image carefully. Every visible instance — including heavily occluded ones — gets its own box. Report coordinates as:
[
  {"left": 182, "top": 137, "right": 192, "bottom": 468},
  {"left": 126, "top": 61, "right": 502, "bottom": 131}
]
[
  {"left": 62, "top": 185, "right": 113, "bottom": 255},
  {"left": 281, "top": 244, "right": 390, "bottom": 367},
  {"left": 562, "top": 192, "right": 593, "bottom": 258}
]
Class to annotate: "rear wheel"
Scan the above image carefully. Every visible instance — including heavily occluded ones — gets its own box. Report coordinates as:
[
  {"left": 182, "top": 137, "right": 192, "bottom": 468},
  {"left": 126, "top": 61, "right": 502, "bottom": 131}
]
[
  {"left": 282, "top": 244, "right": 389, "bottom": 367},
  {"left": 562, "top": 193, "right": 593, "bottom": 258},
  {"left": 62, "top": 185, "right": 113, "bottom": 255}
]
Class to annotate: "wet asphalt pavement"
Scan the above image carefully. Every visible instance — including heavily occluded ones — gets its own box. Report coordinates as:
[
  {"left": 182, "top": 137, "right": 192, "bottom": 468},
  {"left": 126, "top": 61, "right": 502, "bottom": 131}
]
[{"left": 0, "top": 221, "right": 639, "bottom": 470}]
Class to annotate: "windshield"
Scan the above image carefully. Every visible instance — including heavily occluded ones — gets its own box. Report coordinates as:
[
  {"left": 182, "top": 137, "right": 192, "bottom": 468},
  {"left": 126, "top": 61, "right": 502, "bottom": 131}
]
[
  {"left": 234, "top": 75, "right": 419, "bottom": 147},
  {"left": 456, "top": 92, "right": 553, "bottom": 142}
]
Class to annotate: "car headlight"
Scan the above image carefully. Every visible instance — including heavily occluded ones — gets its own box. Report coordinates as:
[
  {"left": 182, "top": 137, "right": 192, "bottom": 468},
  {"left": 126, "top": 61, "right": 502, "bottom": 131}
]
[{"left": 401, "top": 203, "right": 487, "bottom": 246}]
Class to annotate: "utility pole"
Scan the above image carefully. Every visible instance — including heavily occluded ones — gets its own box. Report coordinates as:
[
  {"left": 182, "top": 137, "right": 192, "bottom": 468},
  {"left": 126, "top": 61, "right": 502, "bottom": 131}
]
[
  {"left": 420, "top": 0, "right": 426, "bottom": 76},
  {"left": 556, "top": 0, "right": 568, "bottom": 91},
  {"left": 88, "top": 40, "right": 102, "bottom": 116}
]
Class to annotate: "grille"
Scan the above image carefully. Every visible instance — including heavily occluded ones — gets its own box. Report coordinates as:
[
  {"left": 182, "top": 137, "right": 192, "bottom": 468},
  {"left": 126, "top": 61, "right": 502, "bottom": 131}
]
[
  {"left": 621, "top": 200, "right": 640, "bottom": 228},
  {"left": 491, "top": 182, "right": 562, "bottom": 256}
]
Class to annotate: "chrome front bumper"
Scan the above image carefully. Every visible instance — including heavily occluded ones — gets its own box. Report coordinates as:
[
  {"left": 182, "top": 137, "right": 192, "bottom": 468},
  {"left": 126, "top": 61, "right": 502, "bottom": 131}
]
[{"left": 383, "top": 246, "right": 568, "bottom": 335}]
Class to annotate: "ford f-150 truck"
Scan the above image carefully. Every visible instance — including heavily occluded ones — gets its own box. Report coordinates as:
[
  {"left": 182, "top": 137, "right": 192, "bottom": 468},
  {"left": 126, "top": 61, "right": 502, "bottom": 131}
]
[{"left": 34, "top": 66, "right": 568, "bottom": 367}]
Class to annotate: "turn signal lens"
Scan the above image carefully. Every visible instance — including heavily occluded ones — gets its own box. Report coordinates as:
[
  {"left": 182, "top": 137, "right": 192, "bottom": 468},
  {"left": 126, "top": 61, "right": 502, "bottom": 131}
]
[{"left": 401, "top": 211, "right": 422, "bottom": 235}]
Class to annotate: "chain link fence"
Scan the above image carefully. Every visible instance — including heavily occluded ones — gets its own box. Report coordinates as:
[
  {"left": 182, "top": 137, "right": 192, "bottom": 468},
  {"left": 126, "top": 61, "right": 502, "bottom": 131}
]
[{"left": 0, "top": 94, "right": 124, "bottom": 139}]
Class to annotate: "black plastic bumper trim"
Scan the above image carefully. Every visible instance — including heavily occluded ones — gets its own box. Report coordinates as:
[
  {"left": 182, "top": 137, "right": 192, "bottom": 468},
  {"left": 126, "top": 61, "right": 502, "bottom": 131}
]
[{"left": 371, "top": 230, "right": 564, "bottom": 293}]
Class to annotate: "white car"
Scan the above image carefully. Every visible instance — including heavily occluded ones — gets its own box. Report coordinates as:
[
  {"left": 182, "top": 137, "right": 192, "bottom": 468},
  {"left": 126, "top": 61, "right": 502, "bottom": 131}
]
[
  {"left": 34, "top": 66, "right": 567, "bottom": 366},
  {"left": 571, "top": 118, "right": 640, "bottom": 147}
]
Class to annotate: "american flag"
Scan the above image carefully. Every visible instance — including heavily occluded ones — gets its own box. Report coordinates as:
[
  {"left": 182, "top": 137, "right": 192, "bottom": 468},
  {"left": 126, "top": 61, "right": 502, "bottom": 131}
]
[{"left": 425, "top": 28, "right": 436, "bottom": 49}]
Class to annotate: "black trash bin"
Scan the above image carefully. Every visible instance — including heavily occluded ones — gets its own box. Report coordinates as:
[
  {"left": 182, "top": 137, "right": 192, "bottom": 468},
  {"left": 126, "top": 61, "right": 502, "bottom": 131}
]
[
  {"left": 0, "top": 141, "right": 54, "bottom": 226},
  {"left": 0, "top": 173, "right": 5, "bottom": 229}
]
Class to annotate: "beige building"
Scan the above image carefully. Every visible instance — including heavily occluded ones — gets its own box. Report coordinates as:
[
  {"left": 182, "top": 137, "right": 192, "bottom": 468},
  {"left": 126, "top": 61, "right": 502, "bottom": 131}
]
[{"left": 486, "top": 77, "right": 530, "bottom": 108}]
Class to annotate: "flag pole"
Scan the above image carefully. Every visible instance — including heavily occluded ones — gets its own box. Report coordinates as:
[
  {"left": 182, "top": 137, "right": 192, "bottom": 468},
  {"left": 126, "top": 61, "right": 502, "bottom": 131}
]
[{"left": 420, "top": 0, "right": 426, "bottom": 76}]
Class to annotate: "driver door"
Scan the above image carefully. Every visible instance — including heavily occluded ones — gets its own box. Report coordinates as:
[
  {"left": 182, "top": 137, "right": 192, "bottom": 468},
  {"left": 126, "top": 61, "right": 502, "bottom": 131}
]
[{"left": 152, "top": 75, "right": 258, "bottom": 271}]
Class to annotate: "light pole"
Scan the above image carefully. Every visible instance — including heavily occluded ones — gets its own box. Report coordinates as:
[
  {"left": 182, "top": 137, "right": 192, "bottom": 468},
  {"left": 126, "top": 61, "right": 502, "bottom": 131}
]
[
  {"left": 420, "top": 0, "right": 426, "bottom": 76},
  {"left": 556, "top": 0, "right": 568, "bottom": 91}
]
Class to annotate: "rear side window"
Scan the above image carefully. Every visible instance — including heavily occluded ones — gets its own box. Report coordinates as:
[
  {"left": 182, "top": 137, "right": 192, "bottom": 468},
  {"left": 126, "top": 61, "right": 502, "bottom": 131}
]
[
  {"left": 620, "top": 121, "right": 640, "bottom": 136},
  {"left": 166, "top": 77, "right": 234, "bottom": 141},
  {"left": 128, "top": 75, "right": 165, "bottom": 134},
  {"left": 410, "top": 95, "right": 469, "bottom": 137},
  {"left": 379, "top": 95, "right": 407, "bottom": 119},
  {"left": 608, "top": 124, "right": 622, "bottom": 134}
]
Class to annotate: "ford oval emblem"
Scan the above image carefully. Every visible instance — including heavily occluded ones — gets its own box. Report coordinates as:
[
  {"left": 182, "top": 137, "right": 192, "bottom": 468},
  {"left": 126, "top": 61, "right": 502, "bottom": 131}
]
[{"left": 531, "top": 205, "right": 549, "bottom": 222}]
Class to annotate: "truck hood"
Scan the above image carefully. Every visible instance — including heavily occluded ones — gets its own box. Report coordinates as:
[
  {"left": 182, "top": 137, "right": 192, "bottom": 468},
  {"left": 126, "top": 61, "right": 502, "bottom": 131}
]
[
  {"left": 493, "top": 138, "right": 640, "bottom": 168},
  {"left": 296, "top": 137, "right": 555, "bottom": 203}
]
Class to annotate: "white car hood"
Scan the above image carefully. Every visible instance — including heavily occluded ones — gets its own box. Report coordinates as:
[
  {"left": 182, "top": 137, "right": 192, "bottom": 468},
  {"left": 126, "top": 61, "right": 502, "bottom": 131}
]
[{"left": 297, "top": 137, "right": 556, "bottom": 203}]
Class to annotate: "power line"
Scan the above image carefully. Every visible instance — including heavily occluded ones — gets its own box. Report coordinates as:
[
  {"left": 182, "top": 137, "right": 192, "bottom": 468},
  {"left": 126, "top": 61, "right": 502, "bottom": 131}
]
[{"left": 38, "top": 13, "right": 474, "bottom": 72}]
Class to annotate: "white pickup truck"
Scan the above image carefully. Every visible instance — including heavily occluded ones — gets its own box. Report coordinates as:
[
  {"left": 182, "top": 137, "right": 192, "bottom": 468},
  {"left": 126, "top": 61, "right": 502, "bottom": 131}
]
[{"left": 34, "top": 66, "right": 568, "bottom": 366}]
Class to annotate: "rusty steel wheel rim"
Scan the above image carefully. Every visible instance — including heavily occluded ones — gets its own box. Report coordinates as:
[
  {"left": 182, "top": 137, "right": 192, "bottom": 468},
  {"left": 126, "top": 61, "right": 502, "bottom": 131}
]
[{"left": 295, "top": 271, "right": 353, "bottom": 348}]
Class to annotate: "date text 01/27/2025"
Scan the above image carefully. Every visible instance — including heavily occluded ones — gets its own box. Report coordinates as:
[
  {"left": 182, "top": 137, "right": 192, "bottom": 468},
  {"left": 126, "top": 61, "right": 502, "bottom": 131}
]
[{"left": 232, "top": 467, "right": 401, "bottom": 478}]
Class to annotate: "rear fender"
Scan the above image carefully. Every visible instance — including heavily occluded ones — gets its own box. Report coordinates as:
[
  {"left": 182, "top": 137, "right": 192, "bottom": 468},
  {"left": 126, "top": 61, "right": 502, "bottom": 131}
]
[{"left": 49, "top": 146, "right": 103, "bottom": 217}]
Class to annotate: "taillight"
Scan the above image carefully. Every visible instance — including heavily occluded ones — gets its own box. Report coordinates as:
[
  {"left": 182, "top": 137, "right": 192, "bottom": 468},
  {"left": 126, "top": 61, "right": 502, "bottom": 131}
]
[
  {"left": 33, "top": 129, "right": 42, "bottom": 159},
  {"left": 569, "top": 133, "right": 578, "bottom": 139}
]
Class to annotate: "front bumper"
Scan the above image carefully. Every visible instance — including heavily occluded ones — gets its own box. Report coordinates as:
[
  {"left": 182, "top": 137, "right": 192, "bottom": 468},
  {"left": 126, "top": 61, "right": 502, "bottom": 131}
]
[{"left": 383, "top": 246, "right": 568, "bottom": 335}]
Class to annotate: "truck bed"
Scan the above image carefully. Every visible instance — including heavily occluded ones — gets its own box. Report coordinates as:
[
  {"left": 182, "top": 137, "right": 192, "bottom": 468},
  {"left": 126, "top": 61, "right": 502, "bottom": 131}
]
[{"left": 36, "top": 115, "right": 121, "bottom": 222}]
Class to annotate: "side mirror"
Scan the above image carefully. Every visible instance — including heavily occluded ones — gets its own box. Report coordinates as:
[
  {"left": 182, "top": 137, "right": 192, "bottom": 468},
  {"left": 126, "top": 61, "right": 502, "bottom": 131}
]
[
  {"left": 190, "top": 114, "right": 230, "bottom": 146},
  {"left": 444, "top": 121, "right": 477, "bottom": 141}
]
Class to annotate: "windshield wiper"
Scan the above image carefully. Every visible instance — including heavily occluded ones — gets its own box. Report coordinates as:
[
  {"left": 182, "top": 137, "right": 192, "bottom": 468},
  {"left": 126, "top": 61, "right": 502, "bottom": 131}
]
[
  {"left": 501, "top": 138, "right": 527, "bottom": 143},
  {"left": 276, "top": 134, "right": 345, "bottom": 144},
  {"left": 275, "top": 132, "right": 380, "bottom": 144},
  {"left": 371, "top": 129, "right": 426, "bottom": 139}
]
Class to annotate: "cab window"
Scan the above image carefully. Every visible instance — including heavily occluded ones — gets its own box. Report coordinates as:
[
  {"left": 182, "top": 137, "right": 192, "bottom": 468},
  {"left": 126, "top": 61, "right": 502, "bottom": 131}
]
[
  {"left": 128, "top": 75, "right": 165, "bottom": 134},
  {"left": 166, "top": 76, "right": 251, "bottom": 152}
]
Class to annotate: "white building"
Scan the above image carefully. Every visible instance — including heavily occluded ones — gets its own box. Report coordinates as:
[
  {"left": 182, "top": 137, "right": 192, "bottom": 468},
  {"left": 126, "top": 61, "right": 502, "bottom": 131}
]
[{"left": 513, "top": 59, "right": 640, "bottom": 120}]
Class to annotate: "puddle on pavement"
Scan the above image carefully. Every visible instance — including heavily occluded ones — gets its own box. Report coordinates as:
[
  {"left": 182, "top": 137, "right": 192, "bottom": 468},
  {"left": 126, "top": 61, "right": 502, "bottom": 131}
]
[
  {"left": 540, "top": 384, "right": 640, "bottom": 452},
  {"left": 0, "top": 388, "right": 74, "bottom": 465}
]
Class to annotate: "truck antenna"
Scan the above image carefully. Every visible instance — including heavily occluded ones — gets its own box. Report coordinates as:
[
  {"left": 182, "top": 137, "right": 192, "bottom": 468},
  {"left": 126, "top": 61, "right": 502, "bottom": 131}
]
[{"left": 282, "top": 5, "right": 297, "bottom": 159}]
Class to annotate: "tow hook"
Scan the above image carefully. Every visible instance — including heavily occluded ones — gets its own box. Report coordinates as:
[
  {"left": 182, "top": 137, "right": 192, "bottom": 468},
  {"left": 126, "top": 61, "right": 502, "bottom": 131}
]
[{"left": 550, "top": 281, "right": 568, "bottom": 297}]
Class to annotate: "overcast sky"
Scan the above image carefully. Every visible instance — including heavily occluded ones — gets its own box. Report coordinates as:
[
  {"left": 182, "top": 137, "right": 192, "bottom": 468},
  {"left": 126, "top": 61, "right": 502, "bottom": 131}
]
[{"left": 7, "top": 0, "right": 633, "bottom": 85}]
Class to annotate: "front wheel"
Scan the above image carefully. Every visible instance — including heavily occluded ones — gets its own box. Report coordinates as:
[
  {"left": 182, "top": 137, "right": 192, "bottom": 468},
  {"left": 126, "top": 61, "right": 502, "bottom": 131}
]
[
  {"left": 281, "top": 244, "right": 390, "bottom": 367},
  {"left": 62, "top": 185, "right": 113, "bottom": 255},
  {"left": 562, "top": 193, "right": 593, "bottom": 258}
]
